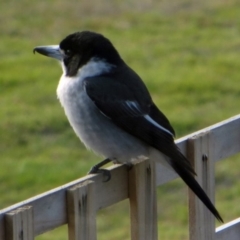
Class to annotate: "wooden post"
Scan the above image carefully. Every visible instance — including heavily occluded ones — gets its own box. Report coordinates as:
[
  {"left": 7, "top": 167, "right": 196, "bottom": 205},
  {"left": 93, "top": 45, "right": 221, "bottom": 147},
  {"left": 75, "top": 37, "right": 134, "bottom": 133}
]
[
  {"left": 187, "top": 131, "right": 215, "bottom": 240},
  {"left": 128, "top": 159, "right": 158, "bottom": 240},
  {"left": 5, "top": 206, "right": 34, "bottom": 240},
  {"left": 67, "top": 180, "right": 96, "bottom": 240}
]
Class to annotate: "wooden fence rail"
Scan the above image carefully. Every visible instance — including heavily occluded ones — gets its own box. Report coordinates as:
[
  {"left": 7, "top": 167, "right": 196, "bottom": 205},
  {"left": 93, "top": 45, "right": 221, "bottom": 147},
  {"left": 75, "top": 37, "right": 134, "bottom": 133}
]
[{"left": 1, "top": 114, "right": 240, "bottom": 240}]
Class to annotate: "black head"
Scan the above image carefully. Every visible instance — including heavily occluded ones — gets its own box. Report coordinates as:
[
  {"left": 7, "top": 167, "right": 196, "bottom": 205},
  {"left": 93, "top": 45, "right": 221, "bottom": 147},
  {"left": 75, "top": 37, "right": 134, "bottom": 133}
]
[{"left": 34, "top": 31, "right": 123, "bottom": 76}]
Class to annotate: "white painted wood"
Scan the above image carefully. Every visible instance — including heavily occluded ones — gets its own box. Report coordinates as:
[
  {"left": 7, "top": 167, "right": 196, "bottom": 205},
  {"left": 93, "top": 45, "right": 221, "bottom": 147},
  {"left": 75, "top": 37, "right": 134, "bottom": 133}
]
[
  {"left": 0, "top": 114, "right": 240, "bottom": 239},
  {"left": 187, "top": 131, "right": 215, "bottom": 240},
  {"left": 67, "top": 180, "right": 96, "bottom": 240},
  {"left": 5, "top": 206, "right": 34, "bottom": 240},
  {"left": 216, "top": 217, "right": 240, "bottom": 239},
  {"left": 176, "top": 114, "right": 240, "bottom": 164},
  {"left": 0, "top": 164, "right": 129, "bottom": 239},
  {"left": 128, "top": 159, "right": 158, "bottom": 240}
]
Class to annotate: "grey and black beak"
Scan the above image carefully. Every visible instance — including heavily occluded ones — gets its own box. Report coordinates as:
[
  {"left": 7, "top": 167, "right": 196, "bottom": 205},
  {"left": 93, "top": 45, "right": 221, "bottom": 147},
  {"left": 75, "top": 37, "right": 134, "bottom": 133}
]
[{"left": 33, "top": 45, "right": 63, "bottom": 61}]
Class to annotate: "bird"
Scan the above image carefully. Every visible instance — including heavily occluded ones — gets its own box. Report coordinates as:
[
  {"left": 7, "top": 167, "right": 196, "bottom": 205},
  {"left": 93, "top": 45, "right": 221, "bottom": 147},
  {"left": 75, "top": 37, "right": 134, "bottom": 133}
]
[{"left": 34, "top": 31, "right": 223, "bottom": 222}]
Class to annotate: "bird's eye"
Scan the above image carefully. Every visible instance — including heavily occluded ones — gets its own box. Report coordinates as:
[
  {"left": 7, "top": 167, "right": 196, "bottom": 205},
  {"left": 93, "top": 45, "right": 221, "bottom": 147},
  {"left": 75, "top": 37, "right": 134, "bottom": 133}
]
[{"left": 65, "top": 49, "right": 72, "bottom": 56}]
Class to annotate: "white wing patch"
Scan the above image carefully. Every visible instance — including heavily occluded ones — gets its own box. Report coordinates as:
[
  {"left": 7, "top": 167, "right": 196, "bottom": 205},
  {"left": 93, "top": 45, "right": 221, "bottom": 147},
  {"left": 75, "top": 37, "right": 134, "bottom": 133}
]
[
  {"left": 125, "top": 100, "right": 142, "bottom": 115},
  {"left": 144, "top": 115, "right": 174, "bottom": 136},
  {"left": 123, "top": 102, "right": 173, "bottom": 136}
]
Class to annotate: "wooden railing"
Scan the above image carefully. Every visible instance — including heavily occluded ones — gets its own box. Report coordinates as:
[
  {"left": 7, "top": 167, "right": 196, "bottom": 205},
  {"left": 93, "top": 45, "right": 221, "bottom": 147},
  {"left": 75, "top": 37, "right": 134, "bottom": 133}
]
[{"left": 1, "top": 114, "right": 240, "bottom": 240}]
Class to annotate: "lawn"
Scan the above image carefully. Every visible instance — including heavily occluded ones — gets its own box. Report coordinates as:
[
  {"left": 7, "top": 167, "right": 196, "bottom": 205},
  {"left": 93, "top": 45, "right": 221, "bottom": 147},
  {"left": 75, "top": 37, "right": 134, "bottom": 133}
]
[{"left": 1, "top": 0, "right": 240, "bottom": 239}]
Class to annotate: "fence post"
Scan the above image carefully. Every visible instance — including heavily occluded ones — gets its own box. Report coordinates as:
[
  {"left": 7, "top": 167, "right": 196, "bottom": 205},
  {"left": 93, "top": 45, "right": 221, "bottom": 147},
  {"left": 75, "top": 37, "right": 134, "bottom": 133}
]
[
  {"left": 187, "top": 131, "right": 216, "bottom": 240},
  {"left": 67, "top": 180, "right": 96, "bottom": 240},
  {"left": 5, "top": 206, "right": 34, "bottom": 240},
  {"left": 128, "top": 159, "right": 158, "bottom": 240}
]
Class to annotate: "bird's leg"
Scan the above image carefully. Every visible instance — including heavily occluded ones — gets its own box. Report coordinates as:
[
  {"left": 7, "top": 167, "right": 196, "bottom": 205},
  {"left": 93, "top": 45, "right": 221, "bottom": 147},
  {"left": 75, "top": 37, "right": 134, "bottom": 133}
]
[{"left": 88, "top": 158, "right": 112, "bottom": 182}]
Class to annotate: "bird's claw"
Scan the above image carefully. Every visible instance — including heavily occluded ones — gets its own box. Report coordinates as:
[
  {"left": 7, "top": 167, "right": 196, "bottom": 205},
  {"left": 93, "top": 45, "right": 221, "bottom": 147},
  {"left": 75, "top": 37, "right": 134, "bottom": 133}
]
[{"left": 88, "top": 167, "right": 111, "bottom": 182}]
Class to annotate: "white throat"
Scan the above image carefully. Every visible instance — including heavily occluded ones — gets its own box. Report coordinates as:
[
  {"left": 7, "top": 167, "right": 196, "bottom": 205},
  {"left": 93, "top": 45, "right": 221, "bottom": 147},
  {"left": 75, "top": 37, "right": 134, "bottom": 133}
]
[{"left": 57, "top": 58, "right": 115, "bottom": 120}]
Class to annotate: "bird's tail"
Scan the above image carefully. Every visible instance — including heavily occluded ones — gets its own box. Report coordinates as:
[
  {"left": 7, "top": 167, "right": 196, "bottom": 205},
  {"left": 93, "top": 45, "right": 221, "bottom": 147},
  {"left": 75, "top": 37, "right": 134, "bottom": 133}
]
[{"left": 164, "top": 147, "right": 223, "bottom": 222}]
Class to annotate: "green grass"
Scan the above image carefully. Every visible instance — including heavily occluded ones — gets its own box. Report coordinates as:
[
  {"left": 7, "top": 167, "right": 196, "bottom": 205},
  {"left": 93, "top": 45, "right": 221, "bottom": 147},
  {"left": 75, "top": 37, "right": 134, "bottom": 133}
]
[{"left": 1, "top": 0, "right": 240, "bottom": 239}]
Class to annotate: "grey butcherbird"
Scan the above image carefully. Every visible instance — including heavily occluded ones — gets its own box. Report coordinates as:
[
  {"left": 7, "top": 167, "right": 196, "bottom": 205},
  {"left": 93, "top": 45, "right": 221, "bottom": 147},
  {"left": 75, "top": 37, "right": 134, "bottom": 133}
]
[{"left": 34, "top": 31, "right": 223, "bottom": 222}]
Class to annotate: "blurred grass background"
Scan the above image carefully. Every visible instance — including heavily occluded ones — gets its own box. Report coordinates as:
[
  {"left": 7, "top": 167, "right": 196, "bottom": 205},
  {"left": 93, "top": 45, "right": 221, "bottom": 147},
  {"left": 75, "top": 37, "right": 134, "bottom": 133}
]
[{"left": 1, "top": 0, "right": 240, "bottom": 239}]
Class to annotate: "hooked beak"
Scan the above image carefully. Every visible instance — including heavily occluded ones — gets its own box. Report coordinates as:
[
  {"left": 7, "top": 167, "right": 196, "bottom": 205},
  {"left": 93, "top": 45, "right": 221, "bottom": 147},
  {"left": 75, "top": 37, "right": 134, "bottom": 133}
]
[{"left": 33, "top": 45, "right": 63, "bottom": 61}]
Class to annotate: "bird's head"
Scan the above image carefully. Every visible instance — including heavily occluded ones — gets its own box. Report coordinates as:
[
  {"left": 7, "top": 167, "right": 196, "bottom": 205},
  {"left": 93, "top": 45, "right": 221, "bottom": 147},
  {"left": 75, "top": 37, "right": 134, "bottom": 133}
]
[{"left": 34, "top": 31, "right": 122, "bottom": 77}]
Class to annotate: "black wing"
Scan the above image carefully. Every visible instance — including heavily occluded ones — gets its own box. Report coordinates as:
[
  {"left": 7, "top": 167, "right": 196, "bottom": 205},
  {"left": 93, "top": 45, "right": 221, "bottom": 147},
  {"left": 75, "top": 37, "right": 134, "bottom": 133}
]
[{"left": 83, "top": 76, "right": 223, "bottom": 222}]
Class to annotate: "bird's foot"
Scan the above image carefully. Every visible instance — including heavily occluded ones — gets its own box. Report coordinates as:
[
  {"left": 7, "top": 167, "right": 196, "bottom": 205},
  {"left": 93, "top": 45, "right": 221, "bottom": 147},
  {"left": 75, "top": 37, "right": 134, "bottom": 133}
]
[
  {"left": 88, "top": 166, "right": 111, "bottom": 182},
  {"left": 88, "top": 158, "right": 112, "bottom": 182}
]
